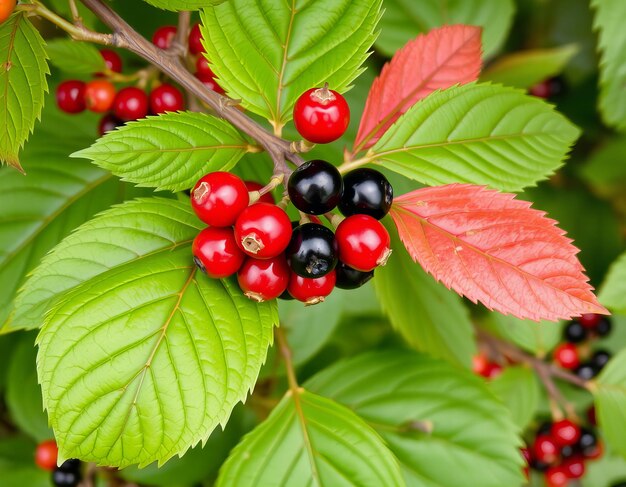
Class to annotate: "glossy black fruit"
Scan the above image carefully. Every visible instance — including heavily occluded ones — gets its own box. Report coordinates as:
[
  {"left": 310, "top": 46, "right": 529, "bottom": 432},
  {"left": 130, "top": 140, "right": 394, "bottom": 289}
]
[
  {"left": 339, "top": 168, "right": 393, "bottom": 219},
  {"left": 335, "top": 262, "right": 374, "bottom": 289},
  {"left": 537, "top": 421, "right": 553, "bottom": 436},
  {"left": 591, "top": 349, "right": 611, "bottom": 369},
  {"left": 575, "top": 362, "right": 598, "bottom": 381},
  {"left": 286, "top": 223, "right": 338, "bottom": 278},
  {"left": 577, "top": 427, "right": 597, "bottom": 454},
  {"left": 560, "top": 445, "right": 575, "bottom": 459},
  {"left": 52, "top": 460, "right": 81, "bottom": 487},
  {"left": 596, "top": 317, "right": 612, "bottom": 337},
  {"left": 564, "top": 321, "right": 587, "bottom": 343},
  {"left": 288, "top": 160, "right": 342, "bottom": 214}
]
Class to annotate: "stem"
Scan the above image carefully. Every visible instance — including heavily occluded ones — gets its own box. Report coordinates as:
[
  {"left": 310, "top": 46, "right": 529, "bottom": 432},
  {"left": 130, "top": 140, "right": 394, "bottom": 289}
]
[
  {"left": 77, "top": 0, "right": 305, "bottom": 178},
  {"left": 68, "top": 0, "right": 81, "bottom": 23},
  {"left": 276, "top": 327, "right": 299, "bottom": 391}
]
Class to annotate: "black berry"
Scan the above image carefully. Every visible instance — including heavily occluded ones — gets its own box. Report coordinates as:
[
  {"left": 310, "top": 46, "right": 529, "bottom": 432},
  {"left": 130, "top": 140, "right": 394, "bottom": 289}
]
[
  {"left": 577, "top": 427, "right": 597, "bottom": 454},
  {"left": 591, "top": 349, "right": 611, "bottom": 370},
  {"left": 560, "top": 445, "right": 575, "bottom": 458},
  {"left": 288, "top": 160, "right": 342, "bottom": 214},
  {"left": 531, "top": 459, "right": 550, "bottom": 472},
  {"left": 339, "top": 168, "right": 393, "bottom": 220},
  {"left": 537, "top": 421, "right": 553, "bottom": 436},
  {"left": 286, "top": 223, "right": 338, "bottom": 278},
  {"left": 575, "top": 362, "right": 598, "bottom": 381},
  {"left": 564, "top": 321, "right": 587, "bottom": 343},
  {"left": 52, "top": 460, "right": 81, "bottom": 487},
  {"left": 335, "top": 262, "right": 374, "bottom": 290},
  {"left": 596, "top": 317, "right": 612, "bottom": 337}
]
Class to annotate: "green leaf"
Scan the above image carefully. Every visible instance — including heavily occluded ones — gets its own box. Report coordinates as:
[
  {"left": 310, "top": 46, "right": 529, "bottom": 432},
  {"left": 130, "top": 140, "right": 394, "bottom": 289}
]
[
  {"left": 579, "top": 137, "right": 626, "bottom": 190},
  {"left": 0, "top": 100, "right": 147, "bottom": 333},
  {"left": 481, "top": 44, "right": 579, "bottom": 89},
  {"left": 374, "top": 225, "right": 475, "bottom": 367},
  {"left": 37, "top": 198, "right": 278, "bottom": 468},
  {"left": 599, "top": 252, "right": 626, "bottom": 314},
  {"left": 366, "top": 83, "right": 580, "bottom": 192},
  {"left": 489, "top": 366, "right": 540, "bottom": 430},
  {"left": 592, "top": 0, "right": 626, "bottom": 131},
  {"left": 143, "top": 0, "right": 224, "bottom": 11},
  {"left": 306, "top": 351, "right": 524, "bottom": 487},
  {"left": 585, "top": 453, "right": 626, "bottom": 487},
  {"left": 72, "top": 112, "right": 250, "bottom": 192},
  {"left": 479, "top": 314, "right": 561, "bottom": 355},
  {"left": 0, "top": 437, "right": 50, "bottom": 487},
  {"left": 6, "top": 332, "right": 52, "bottom": 441},
  {"left": 217, "top": 389, "right": 404, "bottom": 486},
  {"left": 375, "top": 0, "right": 515, "bottom": 58},
  {"left": 594, "top": 349, "right": 626, "bottom": 458},
  {"left": 0, "top": 13, "right": 49, "bottom": 171},
  {"left": 279, "top": 284, "right": 379, "bottom": 366},
  {"left": 46, "top": 39, "right": 105, "bottom": 74},
  {"left": 200, "top": 0, "right": 382, "bottom": 127}
]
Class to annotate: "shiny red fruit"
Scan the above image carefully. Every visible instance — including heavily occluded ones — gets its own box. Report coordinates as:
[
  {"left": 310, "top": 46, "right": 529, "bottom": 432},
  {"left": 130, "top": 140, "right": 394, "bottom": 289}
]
[
  {"left": 196, "top": 71, "right": 225, "bottom": 95},
  {"left": 482, "top": 362, "right": 503, "bottom": 379},
  {"left": 562, "top": 457, "right": 585, "bottom": 479},
  {"left": 152, "top": 25, "right": 177, "bottom": 50},
  {"left": 35, "top": 439, "right": 58, "bottom": 471},
  {"left": 234, "top": 203, "right": 292, "bottom": 259},
  {"left": 56, "top": 80, "right": 86, "bottom": 114},
  {"left": 149, "top": 84, "right": 185, "bottom": 114},
  {"left": 579, "top": 313, "right": 602, "bottom": 328},
  {"left": 545, "top": 466, "right": 569, "bottom": 487},
  {"left": 244, "top": 181, "right": 275, "bottom": 204},
  {"left": 191, "top": 172, "right": 249, "bottom": 227},
  {"left": 99, "top": 49, "right": 122, "bottom": 73},
  {"left": 288, "top": 270, "right": 336, "bottom": 305},
  {"left": 521, "top": 447, "right": 531, "bottom": 479},
  {"left": 587, "top": 405, "right": 597, "bottom": 426},
  {"left": 551, "top": 419, "right": 581, "bottom": 447},
  {"left": 293, "top": 86, "right": 350, "bottom": 144},
  {"left": 189, "top": 23, "right": 205, "bottom": 55},
  {"left": 196, "top": 56, "right": 215, "bottom": 77},
  {"left": 237, "top": 256, "right": 290, "bottom": 302},
  {"left": 112, "top": 87, "right": 149, "bottom": 121},
  {"left": 84, "top": 80, "right": 116, "bottom": 113},
  {"left": 532, "top": 435, "right": 559, "bottom": 465},
  {"left": 192, "top": 227, "right": 245, "bottom": 278},
  {"left": 0, "top": 0, "right": 16, "bottom": 24},
  {"left": 554, "top": 343, "right": 580, "bottom": 370},
  {"left": 98, "top": 114, "right": 122, "bottom": 136},
  {"left": 335, "top": 214, "right": 391, "bottom": 272}
]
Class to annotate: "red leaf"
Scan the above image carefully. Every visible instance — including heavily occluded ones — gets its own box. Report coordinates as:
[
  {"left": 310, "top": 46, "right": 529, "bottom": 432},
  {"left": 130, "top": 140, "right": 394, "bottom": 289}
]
[
  {"left": 390, "top": 184, "right": 608, "bottom": 321},
  {"left": 353, "top": 24, "right": 482, "bottom": 154}
]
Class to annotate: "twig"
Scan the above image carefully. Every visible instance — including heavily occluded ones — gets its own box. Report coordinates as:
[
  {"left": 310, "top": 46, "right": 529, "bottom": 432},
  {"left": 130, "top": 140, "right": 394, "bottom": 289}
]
[{"left": 75, "top": 0, "right": 304, "bottom": 178}]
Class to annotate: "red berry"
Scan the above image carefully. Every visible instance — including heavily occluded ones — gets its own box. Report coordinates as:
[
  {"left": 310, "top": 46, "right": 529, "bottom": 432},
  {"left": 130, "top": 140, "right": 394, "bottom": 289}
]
[
  {"left": 152, "top": 25, "right": 177, "bottom": 50},
  {"left": 587, "top": 405, "right": 597, "bottom": 426},
  {"left": 244, "top": 181, "right": 275, "bottom": 204},
  {"left": 545, "top": 466, "right": 569, "bottom": 487},
  {"left": 99, "top": 49, "right": 122, "bottom": 73},
  {"left": 532, "top": 435, "right": 559, "bottom": 465},
  {"left": 554, "top": 343, "right": 580, "bottom": 370},
  {"left": 84, "top": 80, "right": 116, "bottom": 113},
  {"left": 482, "top": 362, "right": 503, "bottom": 379},
  {"left": 35, "top": 439, "right": 58, "bottom": 471},
  {"left": 521, "top": 447, "right": 531, "bottom": 479},
  {"left": 237, "top": 256, "right": 290, "bottom": 302},
  {"left": 191, "top": 172, "right": 249, "bottom": 227},
  {"left": 579, "top": 313, "right": 602, "bottom": 329},
  {"left": 189, "top": 23, "right": 205, "bottom": 55},
  {"left": 56, "top": 80, "right": 86, "bottom": 114},
  {"left": 550, "top": 419, "right": 580, "bottom": 446},
  {"left": 293, "top": 85, "right": 350, "bottom": 144},
  {"left": 288, "top": 270, "right": 336, "bottom": 305},
  {"left": 192, "top": 227, "right": 245, "bottom": 278},
  {"left": 98, "top": 114, "right": 123, "bottom": 136},
  {"left": 196, "top": 71, "right": 225, "bottom": 95},
  {"left": 112, "top": 87, "right": 149, "bottom": 121},
  {"left": 234, "top": 203, "right": 292, "bottom": 259},
  {"left": 551, "top": 420, "right": 581, "bottom": 447},
  {"left": 196, "top": 56, "right": 215, "bottom": 77},
  {"left": 0, "top": 0, "right": 16, "bottom": 24},
  {"left": 149, "top": 84, "right": 185, "bottom": 114},
  {"left": 472, "top": 354, "right": 490, "bottom": 376},
  {"left": 562, "top": 457, "right": 585, "bottom": 479},
  {"left": 335, "top": 215, "right": 391, "bottom": 272}
]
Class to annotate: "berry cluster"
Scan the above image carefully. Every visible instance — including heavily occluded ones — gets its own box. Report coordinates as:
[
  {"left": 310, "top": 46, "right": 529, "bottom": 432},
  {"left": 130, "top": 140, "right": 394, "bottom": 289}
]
[
  {"left": 553, "top": 313, "right": 612, "bottom": 380},
  {"left": 190, "top": 162, "right": 393, "bottom": 304},
  {"left": 472, "top": 353, "right": 503, "bottom": 379},
  {"left": 35, "top": 440, "right": 82, "bottom": 487},
  {"left": 523, "top": 419, "right": 602, "bottom": 487},
  {"left": 153, "top": 23, "right": 224, "bottom": 94}
]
